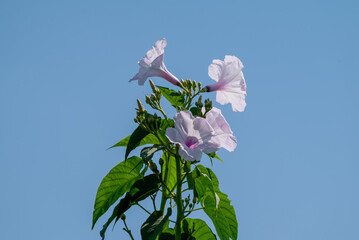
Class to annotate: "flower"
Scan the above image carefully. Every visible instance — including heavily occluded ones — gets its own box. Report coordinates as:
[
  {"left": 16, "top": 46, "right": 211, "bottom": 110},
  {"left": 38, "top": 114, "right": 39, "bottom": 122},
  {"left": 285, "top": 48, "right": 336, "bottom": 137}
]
[
  {"left": 205, "top": 107, "right": 237, "bottom": 152},
  {"left": 129, "top": 38, "right": 180, "bottom": 86},
  {"left": 205, "top": 55, "right": 247, "bottom": 112},
  {"left": 166, "top": 111, "right": 220, "bottom": 161}
]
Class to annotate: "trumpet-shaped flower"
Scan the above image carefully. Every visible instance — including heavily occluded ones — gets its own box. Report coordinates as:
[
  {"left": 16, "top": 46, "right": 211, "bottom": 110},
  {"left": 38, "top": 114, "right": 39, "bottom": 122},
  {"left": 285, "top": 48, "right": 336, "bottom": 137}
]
[
  {"left": 205, "top": 107, "right": 237, "bottom": 152},
  {"left": 129, "top": 38, "right": 180, "bottom": 86},
  {"left": 166, "top": 111, "right": 220, "bottom": 161},
  {"left": 205, "top": 55, "right": 247, "bottom": 112}
]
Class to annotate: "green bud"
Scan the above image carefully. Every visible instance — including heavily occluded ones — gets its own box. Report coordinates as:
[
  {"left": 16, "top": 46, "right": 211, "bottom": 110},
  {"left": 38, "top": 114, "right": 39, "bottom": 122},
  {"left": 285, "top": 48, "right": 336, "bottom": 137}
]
[
  {"left": 192, "top": 197, "right": 197, "bottom": 203},
  {"left": 204, "top": 98, "right": 212, "bottom": 112},
  {"left": 150, "top": 94, "right": 156, "bottom": 102},
  {"left": 195, "top": 95, "right": 203, "bottom": 108},
  {"left": 137, "top": 99, "right": 145, "bottom": 112},
  {"left": 155, "top": 89, "right": 161, "bottom": 99},
  {"left": 149, "top": 79, "right": 157, "bottom": 93},
  {"left": 120, "top": 214, "right": 126, "bottom": 220},
  {"left": 189, "top": 203, "right": 193, "bottom": 209},
  {"left": 185, "top": 198, "right": 190, "bottom": 203},
  {"left": 192, "top": 80, "right": 197, "bottom": 91},
  {"left": 159, "top": 158, "right": 164, "bottom": 166},
  {"left": 145, "top": 95, "right": 151, "bottom": 105},
  {"left": 198, "top": 82, "right": 202, "bottom": 90}
]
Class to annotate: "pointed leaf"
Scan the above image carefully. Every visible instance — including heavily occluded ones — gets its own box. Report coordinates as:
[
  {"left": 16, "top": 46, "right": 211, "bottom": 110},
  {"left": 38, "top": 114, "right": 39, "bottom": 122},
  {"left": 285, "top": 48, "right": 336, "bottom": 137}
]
[
  {"left": 125, "top": 126, "right": 150, "bottom": 159},
  {"left": 157, "top": 86, "right": 184, "bottom": 107},
  {"left": 141, "top": 208, "right": 172, "bottom": 240},
  {"left": 92, "top": 156, "right": 143, "bottom": 229},
  {"left": 108, "top": 134, "right": 161, "bottom": 149},
  {"left": 183, "top": 218, "right": 217, "bottom": 240},
  {"left": 141, "top": 145, "right": 164, "bottom": 164},
  {"left": 196, "top": 166, "right": 238, "bottom": 240},
  {"left": 193, "top": 165, "right": 219, "bottom": 209},
  {"left": 99, "top": 174, "right": 161, "bottom": 239},
  {"left": 162, "top": 153, "right": 177, "bottom": 193}
]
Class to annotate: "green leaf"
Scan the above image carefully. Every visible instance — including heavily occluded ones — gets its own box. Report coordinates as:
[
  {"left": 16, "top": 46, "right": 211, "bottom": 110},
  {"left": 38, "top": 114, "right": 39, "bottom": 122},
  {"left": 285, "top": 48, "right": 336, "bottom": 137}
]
[
  {"left": 183, "top": 218, "right": 217, "bottom": 240},
  {"left": 125, "top": 126, "right": 150, "bottom": 159},
  {"left": 141, "top": 208, "right": 172, "bottom": 240},
  {"left": 162, "top": 152, "right": 177, "bottom": 193},
  {"left": 141, "top": 145, "right": 164, "bottom": 164},
  {"left": 108, "top": 133, "right": 161, "bottom": 149},
  {"left": 193, "top": 165, "right": 219, "bottom": 209},
  {"left": 184, "top": 162, "right": 195, "bottom": 192},
  {"left": 206, "top": 152, "right": 223, "bottom": 163},
  {"left": 157, "top": 86, "right": 184, "bottom": 107},
  {"left": 92, "top": 156, "right": 143, "bottom": 229},
  {"left": 99, "top": 174, "right": 161, "bottom": 239},
  {"left": 196, "top": 166, "right": 238, "bottom": 240}
]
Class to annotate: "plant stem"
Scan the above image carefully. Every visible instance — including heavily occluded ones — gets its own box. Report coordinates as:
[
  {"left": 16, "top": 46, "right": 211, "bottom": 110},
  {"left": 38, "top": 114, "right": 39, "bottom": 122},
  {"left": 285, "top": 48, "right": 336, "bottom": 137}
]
[
  {"left": 122, "top": 219, "right": 135, "bottom": 240},
  {"left": 175, "top": 151, "right": 183, "bottom": 240},
  {"left": 136, "top": 203, "right": 151, "bottom": 215}
]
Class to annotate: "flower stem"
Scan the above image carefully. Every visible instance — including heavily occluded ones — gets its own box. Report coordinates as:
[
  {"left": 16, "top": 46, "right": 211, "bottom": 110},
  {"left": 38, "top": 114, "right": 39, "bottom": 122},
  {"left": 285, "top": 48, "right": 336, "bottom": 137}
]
[{"left": 175, "top": 150, "right": 183, "bottom": 240}]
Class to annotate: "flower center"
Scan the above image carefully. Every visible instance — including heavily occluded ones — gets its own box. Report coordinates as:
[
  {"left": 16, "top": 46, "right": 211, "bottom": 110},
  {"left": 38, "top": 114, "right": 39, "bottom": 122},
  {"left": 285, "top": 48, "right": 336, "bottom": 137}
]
[{"left": 185, "top": 136, "right": 199, "bottom": 149}]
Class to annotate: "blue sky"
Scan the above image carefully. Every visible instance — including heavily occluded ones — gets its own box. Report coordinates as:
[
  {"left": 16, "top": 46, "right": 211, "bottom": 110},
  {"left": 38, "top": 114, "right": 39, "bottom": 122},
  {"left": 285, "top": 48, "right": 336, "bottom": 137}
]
[{"left": 1, "top": 0, "right": 358, "bottom": 239}]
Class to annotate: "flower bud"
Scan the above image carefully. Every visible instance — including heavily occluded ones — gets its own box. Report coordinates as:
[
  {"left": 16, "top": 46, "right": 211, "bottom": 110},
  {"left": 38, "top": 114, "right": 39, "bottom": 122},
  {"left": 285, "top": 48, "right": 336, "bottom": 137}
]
[
  {"left": 159, "top": 158, "right": 164, "bottom": 166},
  {"left": 198, "top": 82, "right": 202, "bottom": 90},
  {"left": 192, "top": 197, "right": 197, "bottom": 203},
  {"left": 205, "top": 98, "right": 212, "bottom": 112},
  {"left": 120, "top": 214, "right": 126, "bottom": 220},
  {"left": 150, "top": 94, "right": 156, "bottom": 102},
  {"left": 137, "top": 99, "right": 145, "bottom": 112},
  {"left": 192, "top": 80, "right": 197, "bottom": 91},
  {"left": 145, "top": 95, "right": 151, "bottom": 105},
  {"left": 149, "top": 79, "right": 157, "bottom": 93},
  {"left": 195, "top": 95, "right": 203, "bottom": 108},
  {"left": 189, "top": 203, "right": 193, "bottom": 209}
]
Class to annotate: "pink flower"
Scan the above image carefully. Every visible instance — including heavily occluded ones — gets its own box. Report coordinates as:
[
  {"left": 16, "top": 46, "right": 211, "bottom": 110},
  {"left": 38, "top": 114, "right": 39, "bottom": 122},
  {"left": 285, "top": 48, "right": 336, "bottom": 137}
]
[
  {"left": 166, "top": 111, "right": 220, "bottom": 161},
  {"left": 129, "top": 38, "right": 180, "bottom": 86},
  {"left": 205, "top": 107, "right": 237, "bottom": 152},
  {"left": 205, "top": 55, "right": 247, "bottom": 112}
]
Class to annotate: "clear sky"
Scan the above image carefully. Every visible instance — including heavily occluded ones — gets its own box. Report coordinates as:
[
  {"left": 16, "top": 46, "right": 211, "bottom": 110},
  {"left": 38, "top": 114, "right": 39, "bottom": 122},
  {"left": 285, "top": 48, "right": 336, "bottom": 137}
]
[{"left": 1, "top": 1, "right": 358, "bottom": 239}]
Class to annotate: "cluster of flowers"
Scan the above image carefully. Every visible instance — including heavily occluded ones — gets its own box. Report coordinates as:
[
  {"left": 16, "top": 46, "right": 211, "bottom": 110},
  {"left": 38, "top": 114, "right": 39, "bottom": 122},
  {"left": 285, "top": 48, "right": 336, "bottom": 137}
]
[{"left": 130, "top": 38, "right": 247, "bottom": 162}]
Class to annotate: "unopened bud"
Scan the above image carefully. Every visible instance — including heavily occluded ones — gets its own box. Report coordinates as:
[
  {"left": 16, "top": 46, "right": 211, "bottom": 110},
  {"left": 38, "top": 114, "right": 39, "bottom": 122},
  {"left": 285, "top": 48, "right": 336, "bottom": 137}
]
[
  {"left": 204, "top": 98, "right": 212, "bottom": 112},
  {"left": 120, "top": 214, "right": 126, "bottom": 220},
  {"left": 192, "top": 80, "right": 197, "bottom": 91},
  {"left": 198, "top": 82, "right": 202, "bottom": 90},
  {"left": 189, "top": 203, "right": 193, "bottom": 208},
  {"left": 159, "top": 158, "right": 164, "bottom": 166},
  {"left": 150, "top": 94, "right": 156, "bottom": 102},
  {"left": 137, "top": 99, "right": 145, "bottom": 112},
  {"left": 192, "top": 197, "right": 197, "bottom": 203},
  {"left": 149, "top": 79, "right": 157, "bottom": 92},
  {"left": 195, "top": 96, "right": 203, "bottom": 108},
  {"left": 145, "top": 95, "right": 151, "bottom": 105}
]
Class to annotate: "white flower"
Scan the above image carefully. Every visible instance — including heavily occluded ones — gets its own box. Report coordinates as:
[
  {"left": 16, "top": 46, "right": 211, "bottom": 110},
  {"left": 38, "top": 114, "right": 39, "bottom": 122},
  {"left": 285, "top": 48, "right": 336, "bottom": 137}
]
[
  {"left": 205, "top": 55, "right": 247, "bottom": 112},
  {"left": 205, "top": 107, "right": 237, "bottom": 152},
  {"left": 129, "top": 38, "right": 180, "bottom": 86},
  {"left": 165, "top": 111, "right": 220, "bottom": 161}
]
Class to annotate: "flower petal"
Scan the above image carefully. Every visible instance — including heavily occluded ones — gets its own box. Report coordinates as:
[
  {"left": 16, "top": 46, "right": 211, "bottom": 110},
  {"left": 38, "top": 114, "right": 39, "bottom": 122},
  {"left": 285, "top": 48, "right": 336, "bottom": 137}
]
[{"left": 178, "top": 145, "right": 203, "bottom": 162}]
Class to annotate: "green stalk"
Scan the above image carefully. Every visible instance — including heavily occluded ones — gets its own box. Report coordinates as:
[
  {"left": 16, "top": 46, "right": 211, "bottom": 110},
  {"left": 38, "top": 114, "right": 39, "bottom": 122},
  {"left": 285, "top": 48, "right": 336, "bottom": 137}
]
[{"left": 175, "top": 151, "right": 183, "bottom": 240}]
